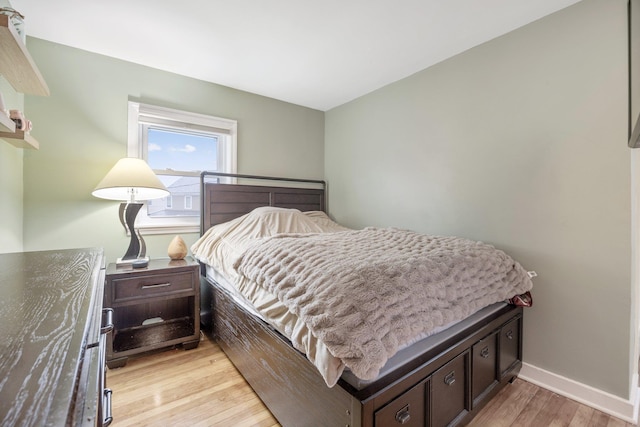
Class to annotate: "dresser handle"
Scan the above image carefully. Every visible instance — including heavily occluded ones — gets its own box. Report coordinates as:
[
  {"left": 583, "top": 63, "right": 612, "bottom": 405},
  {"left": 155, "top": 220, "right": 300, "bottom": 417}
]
[
  {"left": 444, "top": 371, "right": 456, "bottom": 386},
  {"left": 506, "top": 330, "right": 514, "bottom": 340},
  {"left": 480, "top": 346, "right": 490, "bottom": 358},
  {"left": 395, "top": 404, "right": 411, "bottom": 424},
  {"left": 103, "top": 388, "right": 113, "bottom": 426},
  {"left": 101, "top": 308, "right": 114, "bottom": 334},
  {"left": 98, "top": 329, "right": 112, "bottom": 427},
  {"left": 141, "top": 283, "right": 171, "bottom": 289}
]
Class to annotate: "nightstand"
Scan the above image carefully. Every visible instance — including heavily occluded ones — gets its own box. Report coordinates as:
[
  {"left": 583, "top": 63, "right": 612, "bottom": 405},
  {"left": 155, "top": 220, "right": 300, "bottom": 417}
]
[{"left": 105, "top": 257, "right": 200, "bottom": 368}]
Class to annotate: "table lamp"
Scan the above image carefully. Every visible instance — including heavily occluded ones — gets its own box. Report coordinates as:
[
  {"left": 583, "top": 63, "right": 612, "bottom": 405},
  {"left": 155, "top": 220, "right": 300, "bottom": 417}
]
[{"left": 92, "top": 157, "right": 169, "bottom": 265}]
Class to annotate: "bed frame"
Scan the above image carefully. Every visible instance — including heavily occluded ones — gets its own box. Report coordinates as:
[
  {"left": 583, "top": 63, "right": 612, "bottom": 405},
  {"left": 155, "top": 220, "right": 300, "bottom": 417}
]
[{"left": 198, "top": 172, "right": 523, "bottom": 427}]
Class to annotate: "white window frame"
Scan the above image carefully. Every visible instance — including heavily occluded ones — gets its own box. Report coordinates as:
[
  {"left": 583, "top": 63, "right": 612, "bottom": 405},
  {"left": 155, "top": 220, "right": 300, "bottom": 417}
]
[
  {"left": 128, "top": 101, "right": 237, "bottom": 234},
  {"left": 184, "top": 195, "right": 192, "bottom": 210}
]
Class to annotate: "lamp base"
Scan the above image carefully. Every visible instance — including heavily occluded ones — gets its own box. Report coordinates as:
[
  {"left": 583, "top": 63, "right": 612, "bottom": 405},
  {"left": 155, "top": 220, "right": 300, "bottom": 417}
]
[
  {"left": 118, "top": 202, "right": 148, "bottom": 262},
  {"left": 116, "top": 257, "right": 149, "bottom": 271},
  {"left": 115, "top": 256, "right": 149, "bottom": 267}
]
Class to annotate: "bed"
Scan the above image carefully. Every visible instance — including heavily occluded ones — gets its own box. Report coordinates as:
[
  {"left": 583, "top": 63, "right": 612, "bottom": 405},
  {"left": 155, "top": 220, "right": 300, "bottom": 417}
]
[{"left": 194, "top": 172, "right": 533, "bottom": 427}]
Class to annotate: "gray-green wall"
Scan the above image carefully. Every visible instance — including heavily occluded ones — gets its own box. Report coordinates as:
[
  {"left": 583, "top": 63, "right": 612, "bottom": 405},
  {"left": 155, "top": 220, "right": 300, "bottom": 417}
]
[
  {"left": 0, "top": 78, "right": 24, "bottom": 253},
  {"left": 0, "top": 133, "right": 23, "bottom": 253},
  {"left": 1, "top": 0, "right": 633, "bottom": 405},
  {"left": 20, "top": 39, "right": 324, "bottom": 263},
  {"left": 326, "top": 0, "right": 631, "bottom": 398}
]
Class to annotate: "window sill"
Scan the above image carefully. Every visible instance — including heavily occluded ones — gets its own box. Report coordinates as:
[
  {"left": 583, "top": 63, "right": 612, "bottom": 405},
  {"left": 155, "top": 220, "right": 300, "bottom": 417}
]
[{"left": 137, "top": 224, "right": 199, "bottom": 235}]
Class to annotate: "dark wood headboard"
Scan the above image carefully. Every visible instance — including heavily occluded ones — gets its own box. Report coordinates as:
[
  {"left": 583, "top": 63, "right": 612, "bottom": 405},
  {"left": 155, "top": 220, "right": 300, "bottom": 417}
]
[{"left": 200, "top": 172, "right": 326, "bottom": 234}]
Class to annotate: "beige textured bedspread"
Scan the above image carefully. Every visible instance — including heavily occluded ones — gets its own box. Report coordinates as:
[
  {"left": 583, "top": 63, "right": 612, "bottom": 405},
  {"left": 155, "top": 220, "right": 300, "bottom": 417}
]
[{"left": 235, "top": 227, "right": 533, "bottom": 381}]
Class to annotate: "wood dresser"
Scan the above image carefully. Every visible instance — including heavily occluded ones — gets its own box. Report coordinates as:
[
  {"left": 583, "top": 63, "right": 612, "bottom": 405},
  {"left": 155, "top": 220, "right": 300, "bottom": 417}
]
[{"left": 0, "top": 248, "right": 112, "bottom": 427}]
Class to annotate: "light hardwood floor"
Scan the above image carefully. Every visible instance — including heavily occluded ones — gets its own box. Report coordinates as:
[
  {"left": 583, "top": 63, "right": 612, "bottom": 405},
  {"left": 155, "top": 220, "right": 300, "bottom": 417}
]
[{"left": 107, "top": 335, "right": 634, "bottom": 427}]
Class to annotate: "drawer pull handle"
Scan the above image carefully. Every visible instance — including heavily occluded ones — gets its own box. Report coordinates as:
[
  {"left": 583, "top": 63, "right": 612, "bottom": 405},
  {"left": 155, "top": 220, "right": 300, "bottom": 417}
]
[
  {"left": 480, "top": 346, "right": 490, "bottom": 358},
  {"left": 103, "top": 388, "right": 113, "bottom": 426},
  {"left": 141, "top": 283, "right": 171, "bottom": 290},
  {"left": 506, "top": 330, "right": 514, "bottom": 340},
  {"left": 101, "top": 308, "right": 114, "bottom": 334},
  {"left": 444, "top": 371, "right": 456, "bottom": 386},
  {"left": 395, "top": 404, "right": 411, "bottom": 424}
]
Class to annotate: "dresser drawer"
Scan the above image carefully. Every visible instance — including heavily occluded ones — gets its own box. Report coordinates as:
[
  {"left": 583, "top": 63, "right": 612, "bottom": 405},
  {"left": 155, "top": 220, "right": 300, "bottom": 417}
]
[
  {"left": 431, "top": 351, "right": 469, "bottom": 427},
  {"left": 472, "top": 331, "right": 498, "bottom": 407},
  {"left": 500, "top": 316, "right": 521, "bottom": 377},
  {"left": 111, "top": 271, "right": 195, "bottom": 302},
  {"left": 375, "top": 379, "right": 427, "bottom": 427}
]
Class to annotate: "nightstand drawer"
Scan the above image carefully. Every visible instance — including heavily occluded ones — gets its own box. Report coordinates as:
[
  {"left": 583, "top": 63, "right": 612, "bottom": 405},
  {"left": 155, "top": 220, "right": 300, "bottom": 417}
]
[{"left": 112, "top": 271, "right": 195, "bottom": 302}]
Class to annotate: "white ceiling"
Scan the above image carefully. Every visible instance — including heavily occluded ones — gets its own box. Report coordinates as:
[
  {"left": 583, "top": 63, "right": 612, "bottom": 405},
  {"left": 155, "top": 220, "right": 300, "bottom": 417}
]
[{"left": 12, "top": 0, "right": 583, "bottom": 111}]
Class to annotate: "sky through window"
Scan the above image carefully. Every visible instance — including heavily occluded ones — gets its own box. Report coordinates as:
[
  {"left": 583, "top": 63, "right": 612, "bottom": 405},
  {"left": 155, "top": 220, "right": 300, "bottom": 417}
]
[{"left": 147, "top": 128, "right": 218, "bottom": 173}]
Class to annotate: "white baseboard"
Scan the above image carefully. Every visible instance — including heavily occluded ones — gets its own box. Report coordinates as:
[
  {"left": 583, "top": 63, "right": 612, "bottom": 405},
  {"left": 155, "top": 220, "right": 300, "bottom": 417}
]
[
  {"left": 519, "top": 363, "right": 638, "bottom": 424},
  {"left": 634, "top": 373, "right": 640, "bottom": 424}
]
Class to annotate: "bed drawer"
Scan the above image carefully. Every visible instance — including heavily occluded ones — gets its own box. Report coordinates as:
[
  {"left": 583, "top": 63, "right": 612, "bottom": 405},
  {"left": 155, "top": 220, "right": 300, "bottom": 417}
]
[
  {"left": 500, "top": 316, "right": 521, "bottom": 376},
  {"left": 472, "top": 331, "right": 498, "bottom": 407},
  {"left": 111, "top": 271, "right": 195, "bottom": 302},
  {"left": 431, "top": 351, "right": 469, "bottom": 427},
  {"left": 374, "top": 380, "right": 427, "bottom": 426}
]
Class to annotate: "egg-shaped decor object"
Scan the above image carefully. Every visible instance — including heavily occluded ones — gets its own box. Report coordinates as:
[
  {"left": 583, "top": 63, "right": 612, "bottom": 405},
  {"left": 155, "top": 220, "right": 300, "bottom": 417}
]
[{"left": 168, "top": 235, "right": 188, "bottom": 260}]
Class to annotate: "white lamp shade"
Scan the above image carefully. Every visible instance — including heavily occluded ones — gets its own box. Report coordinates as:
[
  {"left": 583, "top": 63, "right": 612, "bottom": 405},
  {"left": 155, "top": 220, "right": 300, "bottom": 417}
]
[{"left": 92, "top": 157, "right": 169, "bottom": 201}]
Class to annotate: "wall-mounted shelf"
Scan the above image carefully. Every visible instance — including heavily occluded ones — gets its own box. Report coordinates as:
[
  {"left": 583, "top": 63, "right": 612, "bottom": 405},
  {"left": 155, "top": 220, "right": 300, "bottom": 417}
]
[
  {"left": 0, "top": 129, "right": 39, "bottom": 149},
  {"left": 0, "top": 13, "right": 48, "bottom": 150},
  {"left": 0, "top": 113, "right": 15, "bottom": 132},
  {"left": 0, "top": 14, "right": 49, "bottom": 96}
]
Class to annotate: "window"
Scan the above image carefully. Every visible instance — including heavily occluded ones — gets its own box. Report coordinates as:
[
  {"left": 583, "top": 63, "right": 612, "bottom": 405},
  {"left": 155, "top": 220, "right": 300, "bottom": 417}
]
[{"left": 128, "top": 101, "right": 237, "bottom": 234}]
